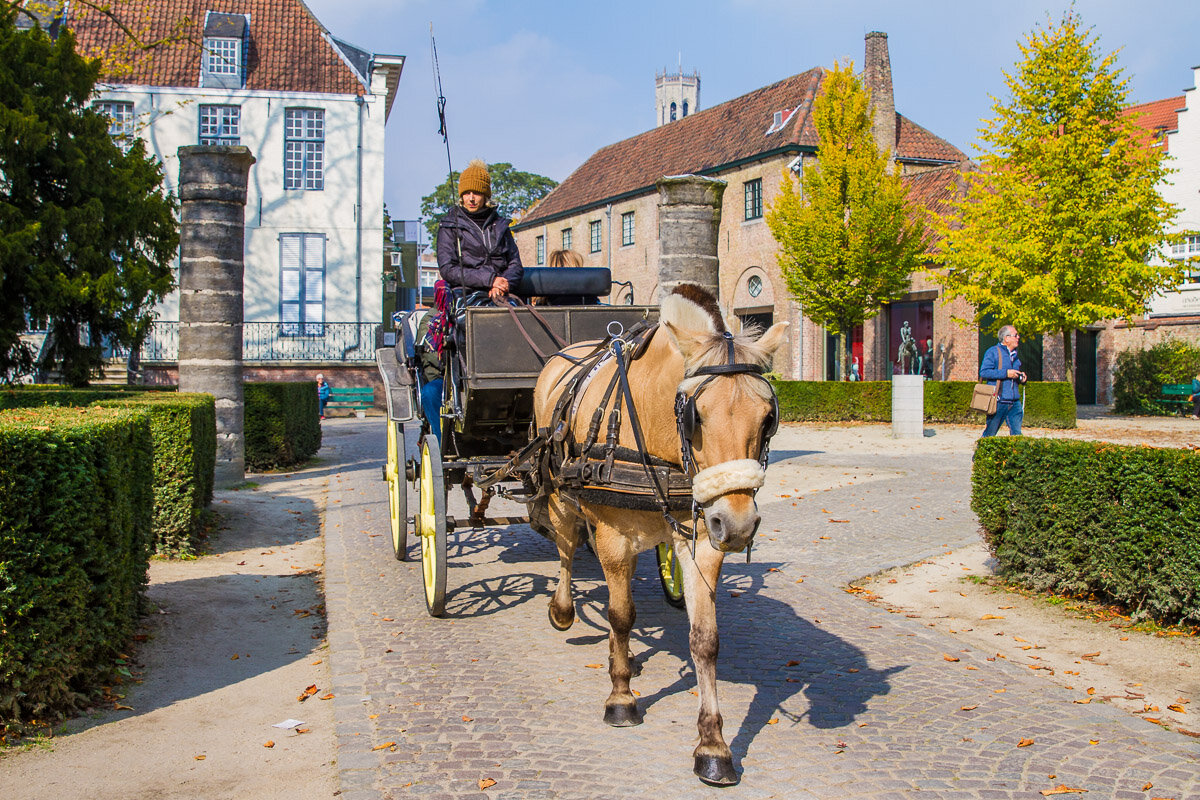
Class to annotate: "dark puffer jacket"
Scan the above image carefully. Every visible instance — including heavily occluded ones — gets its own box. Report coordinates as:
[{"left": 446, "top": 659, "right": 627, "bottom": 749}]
[{"left": 436, "top": 205, "right": 523, "bottom": 291}]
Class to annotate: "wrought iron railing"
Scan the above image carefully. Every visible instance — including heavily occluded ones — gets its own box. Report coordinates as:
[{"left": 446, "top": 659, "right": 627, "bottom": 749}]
[{"left": 121, "top": 321, "right": 379, "bottom": 363}]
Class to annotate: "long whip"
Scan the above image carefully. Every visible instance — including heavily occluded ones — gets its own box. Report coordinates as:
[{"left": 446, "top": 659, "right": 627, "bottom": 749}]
[{"left": 430, "top": 24, "right": 454, "bottom": 194}]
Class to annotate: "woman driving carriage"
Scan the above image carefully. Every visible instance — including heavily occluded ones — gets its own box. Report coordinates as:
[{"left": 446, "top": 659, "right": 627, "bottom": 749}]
[{"left": 419, "top": 161, "right": 525, "bottom": 442}]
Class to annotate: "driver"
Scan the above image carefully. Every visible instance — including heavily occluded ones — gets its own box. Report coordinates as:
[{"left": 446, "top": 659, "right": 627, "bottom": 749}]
[{"left": 436, "top": 160, "right": 523, "bottom": 302}]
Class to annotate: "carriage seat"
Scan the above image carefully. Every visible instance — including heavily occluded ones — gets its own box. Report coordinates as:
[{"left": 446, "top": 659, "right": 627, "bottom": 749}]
[{"left": 514, "top": 267, "right": 611, "bottom": 302}]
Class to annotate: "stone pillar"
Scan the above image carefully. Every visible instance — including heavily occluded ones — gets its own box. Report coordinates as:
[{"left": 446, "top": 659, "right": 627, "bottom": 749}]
[
  {"left": 176, "top": 145, "right": 255, "bottom": 488},
  {"left": 892, "top": 374, "right": 924, "bottom": 439},
  {"left": 656, "top": 175, "right": 726, "bottom": 300}
]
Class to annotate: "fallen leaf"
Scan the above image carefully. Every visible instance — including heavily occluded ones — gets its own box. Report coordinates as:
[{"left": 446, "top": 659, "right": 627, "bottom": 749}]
[
  {"left": 767, "top": 718, "right": 779, "bottom": 724},
  {"left": 1168, "top": 704, "right": 1186, "bottom": 713},
  {"left": 1017, "top": 738, "right": 1035, "bottom": 747},
  {"left": 194, "top": 755, "right": 206, "bottom": 761},
  {"left": 368, "top": 714, "right": 379, "bottom": 719},
  {"left": 943, "top": 654, "right": 960, "bottom": 662},
  {"left": 1073, "top": 698, "right": 1091, "bottom": 704},
  {"left": 1086, "top": 687, "right": 1096, "bottom": 695},
  {"left": 1088, "top": 739, "right": 1099, "bottom": 745},
  {"left": 371, "top": 742, "right": 396, "bottom": 751},
  {"left": 1143, "top": 783, "right": 1153, "bottom": 791},
  {"left": 1081, "top": 651, "right": 1101, "bottom": 659},
  {"left": 981, "top": 614, "right": 1005, "bottom": 620},
  {"left": 231, "top": 654, "right": 240, "bottom": 660},
  {"left": 264, "top": 741, "right": 275, "bottom": 748},
  {"left": 462, "top": 716, "right": 473, "bottom": 722},
  {"left": 1040, "top": 785, "right": 1087, "bottom": 796},
  {"left": 960, "top": 705, "right": 978, "bottom": 711},
  {"left": 297, "top": 684, "right": 318, "bottom": 702},
  {"left": 114, "top": 704, "right": 133, "bottom": 711},
  {"left": 320, "top": 693, "right": 335, "bottom": 701},
  {"left": 296, "top": 728, "right": 310, "bottom": 734},
  {"left": 584, "top": 664, "right": 602, "bottom": 669},
  {"left": 478, "top": 778, "right": 496, "bottom": 790}
]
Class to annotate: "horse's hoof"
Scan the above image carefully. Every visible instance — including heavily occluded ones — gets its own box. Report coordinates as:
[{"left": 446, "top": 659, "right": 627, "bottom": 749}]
[
  {"left": 603, "top": 702, "right": 643, "bottom": 727},
  {"left": 694, "top": 754, "right": 738, "bottom": 786},
  {"left": 547, "top": 602, "right": 574, "bottom": 632}
]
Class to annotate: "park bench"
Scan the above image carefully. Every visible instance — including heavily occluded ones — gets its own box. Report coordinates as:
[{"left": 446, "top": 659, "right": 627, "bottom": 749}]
[
  {"left": 1158, "top": 383, "right": 1191, "bottom": 414},
  {"left": 326, "top": 386, "right": 375, "bottom": 414}
]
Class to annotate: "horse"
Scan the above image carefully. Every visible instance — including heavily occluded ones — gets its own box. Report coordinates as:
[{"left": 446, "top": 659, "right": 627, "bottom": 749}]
[{"left": 531, "top": 284, "right": 788, "bottom": 785}]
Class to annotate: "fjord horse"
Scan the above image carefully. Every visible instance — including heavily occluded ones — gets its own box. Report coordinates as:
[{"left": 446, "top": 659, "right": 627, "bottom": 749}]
[{"left": 532, "top": 284, "right": 788, "bottom": 785}]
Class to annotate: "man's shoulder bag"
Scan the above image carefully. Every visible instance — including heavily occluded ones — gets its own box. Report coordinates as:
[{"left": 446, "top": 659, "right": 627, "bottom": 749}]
[{"left": 970, "top": 346, "right": 1002, "bottom": 415}]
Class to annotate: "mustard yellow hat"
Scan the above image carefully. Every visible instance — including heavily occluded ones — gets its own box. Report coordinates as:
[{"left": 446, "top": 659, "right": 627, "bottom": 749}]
[{"left": 458, "top": 159, "right": 491, "bottom": 199}]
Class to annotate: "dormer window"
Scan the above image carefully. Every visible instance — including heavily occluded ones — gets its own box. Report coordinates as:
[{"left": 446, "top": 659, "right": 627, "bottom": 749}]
[
  {"left": 766, "top": 105, "right": 800, "bottom": 135},
  {"left": 200, "top": 12, "right": 248, "bottom": 89}
]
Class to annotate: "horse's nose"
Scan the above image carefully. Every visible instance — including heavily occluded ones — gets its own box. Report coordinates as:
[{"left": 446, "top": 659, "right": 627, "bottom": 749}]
[{"left": 706, "top": 508, "right": 760, "bottom": 552}]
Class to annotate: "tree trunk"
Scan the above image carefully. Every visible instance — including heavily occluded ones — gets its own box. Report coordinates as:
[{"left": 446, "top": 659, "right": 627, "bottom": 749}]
[
  {"left": 839, "top": 331, "right": 851, "bottom": 381},
  {"left": 1061, "top": 329, "right": 1075, "bottom": 388}
]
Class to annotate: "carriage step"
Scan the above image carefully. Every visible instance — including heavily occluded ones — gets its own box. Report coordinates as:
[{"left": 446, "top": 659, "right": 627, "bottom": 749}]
[{"left": 447, "top": 515, "right": 529, "bottom": 529}]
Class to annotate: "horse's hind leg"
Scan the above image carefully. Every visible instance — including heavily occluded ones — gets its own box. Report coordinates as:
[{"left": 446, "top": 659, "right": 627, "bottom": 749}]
[
  {"left": 546, "top": 493, "right": 582, "bottom": 631},
  {"left": 683, "top": 538, "right": 738, "bottom": 785},
  {"left": 594, "top": 522, "right": 642, "bottom": 726}
]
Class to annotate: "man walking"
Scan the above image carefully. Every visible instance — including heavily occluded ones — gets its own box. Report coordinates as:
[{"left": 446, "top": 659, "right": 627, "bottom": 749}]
[{"left": 979, "top": 325, "right": 1027, "bottom": 437}]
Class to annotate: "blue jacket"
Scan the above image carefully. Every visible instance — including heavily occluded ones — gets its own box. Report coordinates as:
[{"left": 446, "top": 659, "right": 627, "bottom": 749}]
[
  {"left": 318, "top": 381, "right": 331, "bottom": 401},
  {"left": 979, "top": 345, "right": 1023, "bottom": 402}
]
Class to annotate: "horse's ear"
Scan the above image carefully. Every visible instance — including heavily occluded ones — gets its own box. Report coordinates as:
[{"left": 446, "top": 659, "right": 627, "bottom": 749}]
[
  {"left": 663, "top": 320, "right": 705, "bottom": 362},
  {"left": 756, "top": 322, "right": 790, "bottom": 357}
]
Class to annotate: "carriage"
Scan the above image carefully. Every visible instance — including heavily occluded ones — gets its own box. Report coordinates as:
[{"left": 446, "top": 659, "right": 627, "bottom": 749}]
[
  {"left": 375, "top": 267, "right": 684, "bottom": 617},
  {"left": 375, "top": 269, "right": 787, "bottom": 786}
]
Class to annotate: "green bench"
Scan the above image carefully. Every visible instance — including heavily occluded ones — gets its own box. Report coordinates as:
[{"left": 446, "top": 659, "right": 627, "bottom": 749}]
[
  {"left": 1159, "top": 383, "right": 1192, "bottom": 414},
  {"left": 325, "top": 387, "right": 375, "bottom": 414}
]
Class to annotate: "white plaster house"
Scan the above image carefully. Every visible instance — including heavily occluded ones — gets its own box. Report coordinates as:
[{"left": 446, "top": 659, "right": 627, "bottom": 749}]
[{"left": 64, "top": 0, "right": 403, "bottom": 380}]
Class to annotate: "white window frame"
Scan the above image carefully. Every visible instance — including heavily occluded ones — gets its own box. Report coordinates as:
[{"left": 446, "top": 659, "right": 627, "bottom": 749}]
[
  {"left": 280, "top": 233, "right": 326, "bottom": 335},
  {"left": 561, "top": 228, "right": 572, "bottom": 252},
  {"left": 95, "top": 100, "right": 135, "bottom": 145},
  {"left": 621, "top": 211, "right": 635, "bottom": 247},
  {"left": 744, "top": 178, "right": 763, "bottom": 220},
  {"left": 284, "top": 108, "right": 324, "bottom": 191},
  {"left": 199, "top": 104, "right": 240, "bottom": 145},
  {"left": 204, "top": 37, "right": 241, "bottom": 76}
]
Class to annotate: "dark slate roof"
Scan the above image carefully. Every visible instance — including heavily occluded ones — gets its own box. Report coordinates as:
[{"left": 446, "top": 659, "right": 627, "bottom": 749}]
[
  {"left": 1123, "top": 95, "right": 1184, "bottom": 154},
  {"left": 518, "top": 67, "right": 964, "bottom": 227},
  {"left": 66, "top": 0, "right": 367, "bottom": 95}
]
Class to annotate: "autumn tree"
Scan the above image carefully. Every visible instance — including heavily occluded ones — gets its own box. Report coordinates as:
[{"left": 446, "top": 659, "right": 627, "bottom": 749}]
[
  {"left": 766, "top": 62, "right": 926, "bottom": 380},
  {"left": 0, "top": 9, "right": 178, "bottom": 385},
  {"left": 930, "top": 11, "right": 1178, "bottom": 385},
  {"left": 420, "top": 163, "right": 557, "bottom": 248}
]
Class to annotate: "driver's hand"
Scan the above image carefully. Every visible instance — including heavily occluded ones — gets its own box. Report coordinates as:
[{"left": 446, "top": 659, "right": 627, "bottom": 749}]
[{"left": 489, "top": 276, "right": 509, "bottom": 301}]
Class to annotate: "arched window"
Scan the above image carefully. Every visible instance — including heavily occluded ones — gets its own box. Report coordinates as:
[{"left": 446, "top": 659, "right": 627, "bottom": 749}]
[
  {"left": 670, "top": 102, "right": 677, "bottom": 122},
  {"left": 682, "top": 101, "right": 689, "bottom": 117}
]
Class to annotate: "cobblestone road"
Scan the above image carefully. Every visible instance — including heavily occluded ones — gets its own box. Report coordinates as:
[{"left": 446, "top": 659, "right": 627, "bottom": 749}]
[{"left": 320, "top": 418, "right": 1200, "bottom": 800}]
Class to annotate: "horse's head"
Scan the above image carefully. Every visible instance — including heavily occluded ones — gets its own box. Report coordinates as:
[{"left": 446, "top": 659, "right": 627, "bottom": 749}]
[{"left": 662, "top": 285, "right": 788, "bottom": 553}]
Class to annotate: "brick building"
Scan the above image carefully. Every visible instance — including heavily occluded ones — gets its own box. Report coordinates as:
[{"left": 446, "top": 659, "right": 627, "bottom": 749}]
[{"left": 513, "top": 32, "right": 973, "bottom": 381}]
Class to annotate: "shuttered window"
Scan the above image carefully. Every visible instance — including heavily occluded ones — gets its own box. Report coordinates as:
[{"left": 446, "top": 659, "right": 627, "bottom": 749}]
[{"left": 280, "top": 233, "right": 325, "bottom": 335}]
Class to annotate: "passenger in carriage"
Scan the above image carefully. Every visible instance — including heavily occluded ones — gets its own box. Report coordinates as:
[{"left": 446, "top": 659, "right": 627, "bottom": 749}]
[{"left": 436, "top": 159, "right": 523, "bottom": 302}]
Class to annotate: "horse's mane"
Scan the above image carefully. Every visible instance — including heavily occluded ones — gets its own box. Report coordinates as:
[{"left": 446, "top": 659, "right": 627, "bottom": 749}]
[{"left": 662, "top": 284, "right": 775, "bottom": 402}]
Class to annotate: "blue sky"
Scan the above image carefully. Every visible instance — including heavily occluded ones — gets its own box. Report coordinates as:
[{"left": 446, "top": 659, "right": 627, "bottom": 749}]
[{"left": 302, "top": 0, "right": 1200, "bottom": 237}]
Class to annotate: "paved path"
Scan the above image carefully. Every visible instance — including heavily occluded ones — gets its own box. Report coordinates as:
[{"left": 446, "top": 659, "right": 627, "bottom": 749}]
[{"left": 319, "top": 418, "right": 1200, "bottom": 800}]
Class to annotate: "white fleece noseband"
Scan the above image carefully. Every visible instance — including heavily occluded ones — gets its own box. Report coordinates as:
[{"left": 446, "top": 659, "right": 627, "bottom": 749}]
[{"left": 690, "top": 459, "right": 766, "bottom": 505}]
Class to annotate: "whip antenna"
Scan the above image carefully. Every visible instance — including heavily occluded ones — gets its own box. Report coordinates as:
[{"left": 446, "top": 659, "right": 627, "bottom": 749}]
[{"left": 430, "top": 24, "right": 453, "bottom": 190}]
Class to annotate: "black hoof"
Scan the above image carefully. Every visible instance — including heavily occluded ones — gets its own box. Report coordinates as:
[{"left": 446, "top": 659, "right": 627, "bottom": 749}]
[
  {"left": 694, "top": 754, "right": 738, "bottom": 786},
  {"left": 603, "top": 702, "right": 643, "bottom": 727},
  {"left": 547, "top": 602, "right": 574, "bottom": 632}
]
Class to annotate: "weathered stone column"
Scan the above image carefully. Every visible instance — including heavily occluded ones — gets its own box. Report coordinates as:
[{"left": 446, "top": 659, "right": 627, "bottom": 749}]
[
  {"left": 656, "top": 175, "right": 726, "bottom": 299},
  {"left": 176, "top": 145, "right": 255, "bottom": 488}
]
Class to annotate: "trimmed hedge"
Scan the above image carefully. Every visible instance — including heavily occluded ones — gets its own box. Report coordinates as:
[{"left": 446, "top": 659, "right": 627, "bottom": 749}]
[
  {"left": 244, "top": 381, "right": 321, "bottom": 471},
  {"left": 772, "top": 380, "right": 1076, "bottom": 428},
  {"left": 1112, "top": 339, "right": 1200, "bottom": 416},
  {"left": 96, "top": 393, "right": 216, "bottom": 555},
  {"left": 0, "top": 407, "right": 154, "bottom": 723},
  {"left": 973, "top": 436, "right": 1200, "bottom": 626}
]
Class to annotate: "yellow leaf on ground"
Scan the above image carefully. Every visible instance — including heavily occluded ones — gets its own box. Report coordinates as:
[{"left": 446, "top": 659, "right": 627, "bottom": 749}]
[
  {"left": 584, "top": 664, "right": 602, "bottom": 669},
  {"left": 462, "top": 716, "right": 473, "bottom": 722},
  {"left": 371, "top": 742, "right": 396, "bottom": 751},
  {"left": 767, "top": 718, "right": 779, "bottom": 724},
  {"left": 1168, "top": 704, "right": 1186, "bottom": 713},
  {"left": 478, "top": 778, "right": 496, "bottom": 789},
  {"left": 960, "top": 705, "right": 978, "bottom": 711},
  {"left": 264, "top": 741, "right": 275, "bottom": 748},
  {"left": 194, "top": 755, "right": 206, "bottom": 761},
  {"left": 981, "top": 614, "right": 1005, "bottom": 620},
  {"left": 943, "top": 654, "right": 960, "bottom": 662},
  {"left": 1040, "top": 785, "right": 1087, "bottom": 796},
  {"left": 320, "top": 693, "right": 335, "bottom": 700},
  {"left": 1017, "top": 738, "right": 1035, "bottom": 747}
]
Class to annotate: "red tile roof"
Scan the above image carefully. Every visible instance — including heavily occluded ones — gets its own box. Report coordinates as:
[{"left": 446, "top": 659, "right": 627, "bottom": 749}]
[
  {"left": 65, "top": 0, "right": 365, "bottom": 95},
  {"left": 520, "top": 67, "right": 964, "bottom": 227},
  {"left": 1123, "top": 95, "right": 1184, "bottom": 153}
]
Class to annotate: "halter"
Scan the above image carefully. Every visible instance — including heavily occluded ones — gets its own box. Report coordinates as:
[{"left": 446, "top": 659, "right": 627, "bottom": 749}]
[{"left": 674, "top": 331, "right": 779, "bottom": 476}]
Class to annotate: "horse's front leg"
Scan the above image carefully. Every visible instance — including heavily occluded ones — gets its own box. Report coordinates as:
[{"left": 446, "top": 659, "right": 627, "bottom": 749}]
[
  {"left": 680, "top": 536, "right": 737, "bottom": 785},
  {"left": 595, "top": 523, "right": 642, "bottom": 726},
  {"left": 545, "top": 493, "right": 582, "bottom": 631}
]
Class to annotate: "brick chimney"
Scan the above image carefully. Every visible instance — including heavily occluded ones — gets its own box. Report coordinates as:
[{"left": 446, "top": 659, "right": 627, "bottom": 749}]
[{"left": 864, "top": 31, "right": 896, "bottom": 164}]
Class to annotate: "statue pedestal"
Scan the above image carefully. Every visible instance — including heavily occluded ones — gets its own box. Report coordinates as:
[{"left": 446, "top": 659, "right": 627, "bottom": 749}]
[{"left": 891, "top": 374, "right": 924, "bottom": 439}]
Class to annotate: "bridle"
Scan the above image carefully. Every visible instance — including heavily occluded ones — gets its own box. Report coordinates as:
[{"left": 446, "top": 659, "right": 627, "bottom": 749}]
[{"left": 674, "top": 331, "right": 779, "bottom": 475}]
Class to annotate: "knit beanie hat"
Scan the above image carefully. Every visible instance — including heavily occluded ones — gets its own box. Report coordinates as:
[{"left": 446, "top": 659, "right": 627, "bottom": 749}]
[{"left": 458, "top": 159, "right": 491, "bottom": 199}]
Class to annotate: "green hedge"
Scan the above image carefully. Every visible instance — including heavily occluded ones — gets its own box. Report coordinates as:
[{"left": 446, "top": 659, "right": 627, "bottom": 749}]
[
  {"left": 244, "top": 382, "right": 321, "bottom": 471},
  {"left": 973, "top": 437, "right": 1200, "bottom": 626},
  {"left": 96, "top": 393, "right": 215, "bottom": 555},
  {"left": 1112, "top": 339, "right": 1200, "bottom": 415},
  {"left": 772, "top": 380, "right": 1076, "bottom": 428},
  {"left": 0, "top": 407, "right": 154, "bottom": 724}
]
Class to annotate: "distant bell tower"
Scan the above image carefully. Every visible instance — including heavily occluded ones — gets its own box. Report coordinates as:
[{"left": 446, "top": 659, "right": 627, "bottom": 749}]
[{"left": 656, "top": 62, "right": 700, "bottom": 127}]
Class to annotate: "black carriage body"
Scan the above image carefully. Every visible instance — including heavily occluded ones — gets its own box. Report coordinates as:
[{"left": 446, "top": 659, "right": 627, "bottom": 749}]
[{"left": 449, "top": 305, "right": 658, "bottom": 460}]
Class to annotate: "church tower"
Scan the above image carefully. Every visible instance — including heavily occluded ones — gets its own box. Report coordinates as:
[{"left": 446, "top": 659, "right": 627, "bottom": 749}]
[{"left": 656, "top": 66, "right": 700, "bottom": 127}]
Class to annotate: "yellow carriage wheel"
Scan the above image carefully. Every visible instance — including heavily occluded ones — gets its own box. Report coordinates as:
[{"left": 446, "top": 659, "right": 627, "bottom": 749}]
[
  {"left": 416, "top": 433, "right": 447, "bottom": 616},
  {"left": 656, "top": 542, "right": 686, "bottom": 609},
  {"left": 385, "top": 420, "right": 408, "bottom": 561}
]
